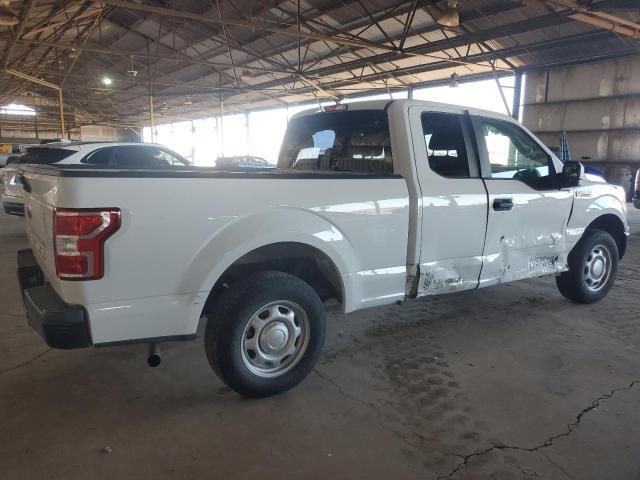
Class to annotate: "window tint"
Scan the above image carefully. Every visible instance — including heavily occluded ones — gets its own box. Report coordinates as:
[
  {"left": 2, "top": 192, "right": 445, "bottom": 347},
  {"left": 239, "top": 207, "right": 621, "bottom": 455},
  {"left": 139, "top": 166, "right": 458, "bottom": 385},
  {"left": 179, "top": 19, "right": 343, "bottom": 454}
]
[
  {"left": 421, "top": 112, "right": 470, "bottom": 178},
  {"left": 152, "top": 148, "right": 188, "bottom": 166},
  {"left": 18, "top": 148, "right": 75, "bottom": 164},
  {"left": 480, "top": 118, "right": 556, "bottom": 189},
  {"left": 82, "top": 148, "right": 112, "bottom": 166},
  {"left": 93, "top": 146, "right": 188, "bottom": 168},
  {"left": 279, "top": 110, "right": 393, "bottom": 175}
]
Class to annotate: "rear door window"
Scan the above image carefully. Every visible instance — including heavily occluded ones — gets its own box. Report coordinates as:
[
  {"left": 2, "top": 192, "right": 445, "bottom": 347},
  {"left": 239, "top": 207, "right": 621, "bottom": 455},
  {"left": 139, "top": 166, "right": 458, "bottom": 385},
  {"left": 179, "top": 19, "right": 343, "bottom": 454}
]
[
  {"left": 421, "top": 112, "right": 473, "bottom": 178},
  {"left": 111, "top": 146, "right": 155, "bottom": 168},
  {"left": 19, "top": 148, "right": 75, "bottom": 164},
  {"left": 108, "top": 146, "right": 188, "bottom": 168},
  {"left": 82, "top": 147, "right": 113, "bottom": 166},
  {"left": 279, "top": 110, "right": 393, "bottom": 175},
  {"left": 152, "top": 148, "right": 189, "bottom": 166}
]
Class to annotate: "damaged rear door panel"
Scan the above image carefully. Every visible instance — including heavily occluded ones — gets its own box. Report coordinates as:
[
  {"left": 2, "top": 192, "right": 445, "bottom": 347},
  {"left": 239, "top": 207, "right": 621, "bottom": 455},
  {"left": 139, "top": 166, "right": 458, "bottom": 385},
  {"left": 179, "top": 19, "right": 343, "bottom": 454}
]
[{"left": 408, "top": 106, "right": 489, "bottom": 296}]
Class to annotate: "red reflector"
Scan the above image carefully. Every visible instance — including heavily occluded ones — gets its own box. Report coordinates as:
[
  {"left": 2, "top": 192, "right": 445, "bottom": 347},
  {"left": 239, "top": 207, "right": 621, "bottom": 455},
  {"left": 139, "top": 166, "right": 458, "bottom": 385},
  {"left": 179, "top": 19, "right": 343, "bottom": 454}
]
[
  {"left": 56, "top": 255, "right": 88, "bottom": 275},
  {"left": 53, "top": 208, "right": 120, "bottom": 280},
  {"left": 55, "top": 213, "right": 104, "bottom": 236}
]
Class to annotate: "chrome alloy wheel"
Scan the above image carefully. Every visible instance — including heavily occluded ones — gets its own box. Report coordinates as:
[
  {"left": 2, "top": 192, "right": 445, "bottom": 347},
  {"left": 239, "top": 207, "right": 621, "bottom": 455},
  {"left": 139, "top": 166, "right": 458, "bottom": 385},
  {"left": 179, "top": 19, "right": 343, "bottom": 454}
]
[
  {"left": 241, "top": 301, "right": 310, "bottom": 378},
  {"left": 584, "top": 244, "right": 613, "bottom": 292}
]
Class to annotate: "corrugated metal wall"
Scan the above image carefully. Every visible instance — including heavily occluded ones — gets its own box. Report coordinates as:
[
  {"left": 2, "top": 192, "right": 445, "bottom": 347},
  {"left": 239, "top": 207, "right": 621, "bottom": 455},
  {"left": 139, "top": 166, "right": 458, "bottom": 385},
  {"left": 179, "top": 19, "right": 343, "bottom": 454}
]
[{"left": 522, "top": 57, "right": 640, "bottom": 195}]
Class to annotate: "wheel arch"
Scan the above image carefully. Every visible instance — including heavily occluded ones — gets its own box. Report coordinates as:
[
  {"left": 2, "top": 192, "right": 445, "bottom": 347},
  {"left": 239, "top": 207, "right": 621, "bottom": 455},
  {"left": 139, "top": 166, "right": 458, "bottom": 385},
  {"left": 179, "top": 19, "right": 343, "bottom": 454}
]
[
  {"left": 201, "top": 241, "right": 345, "bottom": 318},
  {"left": 586, "top": 214, "right": 627, "bottom": 258},
  {"left": 180, "top": 208, "right": 362, "bottom": 326}
]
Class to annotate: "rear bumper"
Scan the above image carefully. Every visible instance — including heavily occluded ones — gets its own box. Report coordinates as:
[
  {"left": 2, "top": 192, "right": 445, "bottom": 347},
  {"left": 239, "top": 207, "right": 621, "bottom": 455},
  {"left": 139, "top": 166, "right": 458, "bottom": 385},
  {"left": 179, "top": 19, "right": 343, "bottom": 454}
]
[
  {"left": 17, "top": 249, "right": 92, "bottom": 349},
  {"left": 3, "top": 201, "right": 24, "bottom": 216}
]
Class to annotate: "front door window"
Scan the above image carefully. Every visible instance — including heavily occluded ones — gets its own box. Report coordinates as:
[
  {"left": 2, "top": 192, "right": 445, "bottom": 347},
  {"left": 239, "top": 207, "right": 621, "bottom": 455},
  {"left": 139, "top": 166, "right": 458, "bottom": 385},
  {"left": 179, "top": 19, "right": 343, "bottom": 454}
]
[{"left": 480, "top": 118, "right": 556, "bottom": 190}]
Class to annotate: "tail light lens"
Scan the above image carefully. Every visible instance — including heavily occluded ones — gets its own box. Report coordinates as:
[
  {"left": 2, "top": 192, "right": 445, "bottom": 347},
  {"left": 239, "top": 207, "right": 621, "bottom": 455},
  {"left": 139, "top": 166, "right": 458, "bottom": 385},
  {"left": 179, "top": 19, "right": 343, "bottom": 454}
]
[
  {"left": 635, "top": 169, "right": 640, "bottom": 191},
  {"left": 54, "top": 208, "right": 121, "bottom": 280}
]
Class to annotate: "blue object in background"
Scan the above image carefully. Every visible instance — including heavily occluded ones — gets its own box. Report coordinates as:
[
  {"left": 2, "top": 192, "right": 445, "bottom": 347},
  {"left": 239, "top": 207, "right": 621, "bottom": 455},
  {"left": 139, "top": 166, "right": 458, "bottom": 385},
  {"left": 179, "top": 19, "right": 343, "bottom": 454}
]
[
  {"left": 559, "top": 131, "right": 571, "bottom": 162},
  {"left": 559, "top": 131, "right": 604, "bottom": 179},
  {"left": 584, "top": 165, "right": 605, "bottom": 178}
]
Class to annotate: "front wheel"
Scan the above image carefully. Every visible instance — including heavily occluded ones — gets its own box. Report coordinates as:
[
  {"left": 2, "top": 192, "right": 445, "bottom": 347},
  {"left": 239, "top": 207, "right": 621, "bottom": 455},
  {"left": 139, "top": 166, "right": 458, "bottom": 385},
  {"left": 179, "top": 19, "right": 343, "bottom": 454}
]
[
  {"left": 204, "top": 271, "right": 326, "bottom": 397},
  {"left": 556, "top": 229, "right": 619, "bottom": 304}
]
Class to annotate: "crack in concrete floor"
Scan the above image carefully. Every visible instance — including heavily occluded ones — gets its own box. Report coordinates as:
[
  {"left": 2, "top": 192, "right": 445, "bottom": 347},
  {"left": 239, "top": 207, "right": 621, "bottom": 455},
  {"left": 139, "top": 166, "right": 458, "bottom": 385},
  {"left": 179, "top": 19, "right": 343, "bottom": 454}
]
[
  {"left": 315, "top": 360, "right": 640, "bottom": 480},
  {"left": 436, "top": 380, "right": 640, "bottom": 479},
  {"left": 0, "top": 349, "right": 51, "bottom": 375},
  {"left": 313, "top": 368, "right": 422, "bottom": 451}
]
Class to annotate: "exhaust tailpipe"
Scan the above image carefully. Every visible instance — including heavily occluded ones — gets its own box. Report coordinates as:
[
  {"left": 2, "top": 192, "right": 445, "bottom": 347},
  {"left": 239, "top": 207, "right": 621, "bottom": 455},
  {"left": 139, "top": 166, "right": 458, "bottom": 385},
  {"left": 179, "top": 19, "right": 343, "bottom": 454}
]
[{"left": 147, "top": 343, "right": 161, "bottom": 367}]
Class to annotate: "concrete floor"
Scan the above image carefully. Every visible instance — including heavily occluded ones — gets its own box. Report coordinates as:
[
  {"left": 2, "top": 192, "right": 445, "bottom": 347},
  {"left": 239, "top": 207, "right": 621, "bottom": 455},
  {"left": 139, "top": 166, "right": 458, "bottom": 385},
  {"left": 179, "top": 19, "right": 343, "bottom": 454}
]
[{"left": 1, "top": 206, "right": 640, "bottom": 480}]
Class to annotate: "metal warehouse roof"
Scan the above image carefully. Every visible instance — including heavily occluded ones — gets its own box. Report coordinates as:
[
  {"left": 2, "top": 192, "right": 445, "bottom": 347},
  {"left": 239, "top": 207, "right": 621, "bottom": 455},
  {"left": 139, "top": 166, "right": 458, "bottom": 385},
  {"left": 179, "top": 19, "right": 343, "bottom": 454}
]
[{"left": 0, "top": 0, "right": 638, "bottom": 132}]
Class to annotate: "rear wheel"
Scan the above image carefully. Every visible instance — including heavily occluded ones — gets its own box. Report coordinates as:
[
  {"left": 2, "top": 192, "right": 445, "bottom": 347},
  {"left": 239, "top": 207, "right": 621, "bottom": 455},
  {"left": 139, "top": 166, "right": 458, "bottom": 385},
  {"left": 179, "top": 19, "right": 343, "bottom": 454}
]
[
  {"left": 556, "top": 229, "right": 618, "bottom": 304},
  {"left": 204, "top": 271, "right": 326, "bottom": 397}
]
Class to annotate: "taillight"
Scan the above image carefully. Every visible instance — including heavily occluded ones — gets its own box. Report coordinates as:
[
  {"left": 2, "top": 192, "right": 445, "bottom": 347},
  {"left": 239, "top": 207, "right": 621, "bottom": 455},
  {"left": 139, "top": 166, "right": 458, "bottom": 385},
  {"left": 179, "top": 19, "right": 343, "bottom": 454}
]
[
  {"left": 635, "top": 169, "right": 640, "bottom": 191},
  {"left": 54, "top": 208, "right": 120, "bottom": 280}
]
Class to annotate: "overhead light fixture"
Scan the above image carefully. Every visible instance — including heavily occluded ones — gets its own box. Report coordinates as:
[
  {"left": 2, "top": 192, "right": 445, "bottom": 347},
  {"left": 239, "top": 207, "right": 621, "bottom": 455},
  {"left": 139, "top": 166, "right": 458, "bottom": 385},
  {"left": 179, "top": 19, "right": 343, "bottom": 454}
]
[
  {"left": 437, "top": 0, "right": 460, "bottom": 28},
  {"left": 184, "top": 96, "right": 192, "bottom": 106},
  {"left": 127, "top": 56, "right": 138, "bottom": 77},
  {"left": 0, "top": 1, "right": 19, "bottom": 26},
  {"left": 102, "top": 77, "right": 112, "bottom": 86},
  {"left": 449, "top": 72, "right": 459, "bottom": 88}
]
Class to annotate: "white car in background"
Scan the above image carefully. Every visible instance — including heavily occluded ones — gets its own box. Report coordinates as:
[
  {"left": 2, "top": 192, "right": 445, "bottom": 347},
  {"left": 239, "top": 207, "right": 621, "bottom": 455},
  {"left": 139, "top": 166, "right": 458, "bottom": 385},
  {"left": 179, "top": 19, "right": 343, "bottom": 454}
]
[{"left": 2, "top": 142, "right": 190, "bottom": 216}]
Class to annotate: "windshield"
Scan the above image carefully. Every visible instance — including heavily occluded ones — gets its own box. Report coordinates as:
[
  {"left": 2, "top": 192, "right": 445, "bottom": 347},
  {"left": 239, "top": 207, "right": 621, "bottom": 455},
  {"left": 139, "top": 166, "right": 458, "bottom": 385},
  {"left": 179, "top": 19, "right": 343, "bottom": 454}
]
[
  {"left": 19, "top": 148, "right": 75, "bottom": 165},
  {"left": 278, "top": 110, "right": 393, "bottom": 175}
]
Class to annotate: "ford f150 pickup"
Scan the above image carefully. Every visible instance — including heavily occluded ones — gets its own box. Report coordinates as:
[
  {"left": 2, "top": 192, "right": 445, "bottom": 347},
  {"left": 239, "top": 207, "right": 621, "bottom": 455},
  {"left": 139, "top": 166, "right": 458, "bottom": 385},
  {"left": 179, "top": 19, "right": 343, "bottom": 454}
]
[{"left": 16, "top": 100, "right": 629, "bottom": 397}]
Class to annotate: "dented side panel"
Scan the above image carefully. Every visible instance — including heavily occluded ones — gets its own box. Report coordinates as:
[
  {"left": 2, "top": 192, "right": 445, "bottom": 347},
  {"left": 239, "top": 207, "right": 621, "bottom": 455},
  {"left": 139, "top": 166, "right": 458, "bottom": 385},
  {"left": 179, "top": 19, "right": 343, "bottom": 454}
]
[
  {"left": 478, "top": 183, "right": 573, "bottom": 287},
  {"left": 406, "top": 104, "right": 490, "bottom": 298},
  {"left": 419, "top": 257, "right": 482, "bottom": 295}
]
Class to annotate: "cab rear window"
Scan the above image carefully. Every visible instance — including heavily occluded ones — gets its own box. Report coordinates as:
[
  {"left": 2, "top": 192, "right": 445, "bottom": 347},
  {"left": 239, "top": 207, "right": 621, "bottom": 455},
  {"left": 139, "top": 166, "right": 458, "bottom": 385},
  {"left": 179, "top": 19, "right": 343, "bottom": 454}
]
[
  {"left": 278, "top": 110, "right": 393, "bottom": 175},
  {"left": 19, "top": 148, "right": 75, "bottom": 165}
]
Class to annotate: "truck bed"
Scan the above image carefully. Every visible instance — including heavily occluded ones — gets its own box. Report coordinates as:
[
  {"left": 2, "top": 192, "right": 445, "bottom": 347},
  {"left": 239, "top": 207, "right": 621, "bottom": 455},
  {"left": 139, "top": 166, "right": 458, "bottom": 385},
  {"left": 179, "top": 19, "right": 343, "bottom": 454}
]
[{"left": 19, "top": 163, "right": 410, "bottom": 345}]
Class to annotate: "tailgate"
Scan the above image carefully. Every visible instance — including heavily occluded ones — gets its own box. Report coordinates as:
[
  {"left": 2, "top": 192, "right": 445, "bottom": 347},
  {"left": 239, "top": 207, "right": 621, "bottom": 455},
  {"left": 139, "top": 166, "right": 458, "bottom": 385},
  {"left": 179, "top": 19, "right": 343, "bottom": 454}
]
[{"left": 21, "top": 169, "right": 60, "bottom": 281}]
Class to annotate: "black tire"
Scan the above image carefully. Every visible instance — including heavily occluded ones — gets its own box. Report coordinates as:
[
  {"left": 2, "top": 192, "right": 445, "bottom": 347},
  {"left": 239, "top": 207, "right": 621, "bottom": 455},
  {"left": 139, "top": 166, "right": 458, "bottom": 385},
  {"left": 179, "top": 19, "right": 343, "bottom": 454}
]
[
  {"left": 556, "top": 229, "right": 619, "bottom": 304},
  {"left": 204, "top": 270, "right": 326, "bottom": 397}
]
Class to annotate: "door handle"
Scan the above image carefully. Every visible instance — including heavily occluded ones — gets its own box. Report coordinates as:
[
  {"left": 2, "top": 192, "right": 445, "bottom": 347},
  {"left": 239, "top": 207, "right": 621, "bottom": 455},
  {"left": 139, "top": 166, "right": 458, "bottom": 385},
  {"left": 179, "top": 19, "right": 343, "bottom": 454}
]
[{"left": 493, "top": 198, "right": 513, "bottom": 211}]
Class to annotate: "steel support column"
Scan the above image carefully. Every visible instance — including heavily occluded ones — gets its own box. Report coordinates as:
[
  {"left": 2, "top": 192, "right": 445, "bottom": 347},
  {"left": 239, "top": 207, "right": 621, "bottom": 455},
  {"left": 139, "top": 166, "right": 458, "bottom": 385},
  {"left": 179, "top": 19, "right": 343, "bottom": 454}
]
[{"left": 512, "top": 71, "right": 523, "bottom": 120}]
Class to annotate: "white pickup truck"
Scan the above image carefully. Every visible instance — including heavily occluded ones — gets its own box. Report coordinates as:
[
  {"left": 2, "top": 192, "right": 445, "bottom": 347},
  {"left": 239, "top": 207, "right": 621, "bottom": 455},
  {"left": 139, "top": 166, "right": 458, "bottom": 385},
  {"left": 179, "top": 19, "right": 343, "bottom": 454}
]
[{"left": 16, "top": 100, "right": 628, "bottom": 397}]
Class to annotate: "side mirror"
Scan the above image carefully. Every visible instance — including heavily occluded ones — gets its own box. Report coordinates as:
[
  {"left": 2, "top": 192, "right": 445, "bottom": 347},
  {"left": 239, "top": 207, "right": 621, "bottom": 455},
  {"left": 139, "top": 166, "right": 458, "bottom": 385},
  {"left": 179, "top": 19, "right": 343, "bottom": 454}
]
[{"left": 561, "top": 160, "right": 584, "bottom": 188}]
